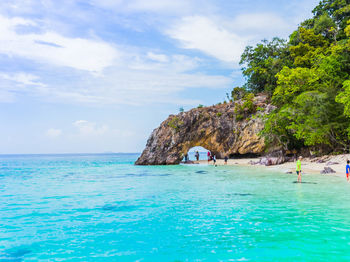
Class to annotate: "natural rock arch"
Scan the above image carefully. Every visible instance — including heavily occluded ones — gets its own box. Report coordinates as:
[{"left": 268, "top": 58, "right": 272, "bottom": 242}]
[{"left": 136, "top": 95, "right": 272, "bottom": 165}]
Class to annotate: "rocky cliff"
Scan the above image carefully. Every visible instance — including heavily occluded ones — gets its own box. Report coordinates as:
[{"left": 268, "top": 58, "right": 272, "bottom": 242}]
[{"left": 136, "top": 95, "right": 274, "bottom": 165}]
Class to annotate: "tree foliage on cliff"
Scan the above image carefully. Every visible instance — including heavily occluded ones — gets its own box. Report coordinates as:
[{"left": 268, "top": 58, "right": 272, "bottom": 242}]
[{"left": 237, "top": 0, "right": 350, "bottom": 153}]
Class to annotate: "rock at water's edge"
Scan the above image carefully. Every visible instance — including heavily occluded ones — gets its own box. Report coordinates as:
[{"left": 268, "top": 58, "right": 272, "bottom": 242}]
[
  {"left": 136, "top": 95, "right": 271, "bottom": 165},
  {"left": 321, "top": 167, "right": 336, "bottom": 174}
]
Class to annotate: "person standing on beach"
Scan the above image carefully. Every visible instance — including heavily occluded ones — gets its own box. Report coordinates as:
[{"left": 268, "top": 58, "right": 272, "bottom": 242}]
[
  {"left": 184, "top": 153, "right": 189, "bottom": 162},
  {"left": 296, "top": 156, "right": 302, "bottom": 183},
  {"left": 213, "top": 155, "right": 217, "bottom": 166},
  {"left": 224, "top": 156, "right": 228, "bottom": 165},
  {"left": 195, "top": 151, "right": 199, "bottom": 161},
  {"left": 346, "top": 160, "right": 350, "bottom": 182},
  {"left": 207, "top": 151, "right": 211, "bottom": 162}
]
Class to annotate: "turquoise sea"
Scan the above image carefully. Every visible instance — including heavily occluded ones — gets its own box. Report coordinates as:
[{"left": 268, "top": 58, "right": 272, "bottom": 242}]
[{"left": 1, "top": 153, "right": 350, "bottom": 261}]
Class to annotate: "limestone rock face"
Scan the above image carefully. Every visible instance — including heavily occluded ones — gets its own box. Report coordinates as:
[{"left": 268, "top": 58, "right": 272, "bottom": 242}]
[{"left": 135, "top": 95, "right": 271, "bottom": 165}]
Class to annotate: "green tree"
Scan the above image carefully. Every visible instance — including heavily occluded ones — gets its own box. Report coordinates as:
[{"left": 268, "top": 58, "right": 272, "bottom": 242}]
[
  {"left": 314, "top": 13, "right": 338, "bottom": 42},
  {"left": 336, "top": 80, "right": 350, "bottom": 116},
  {"left": 288, "top": 91, "right": 348, "bottom": 149},
  {"left": 268, "top": 43, "right": 350, "bottom": 151},
  {"left": 239, "top": 37, "right": 289, "bottom": 95},
  {"left": 260, "top": 106, "right": 301, "bottom": 151},
  {"left": 233, "top": 93, "right": 256, "bottom": 121},
  {"left": 312, "top": 0, "right": 350, "bottom": 39},
  {"left": 272, "top": 67, "right": 319, "bottom": 106},
  {"left": 230, "top": 87, "right": 247, "bottom": 101},
  {"left": 289, "top": 27, "right": 329, "bottom": 67},
  {"left": 233, "top": 0, "right": 350, "bottom": 153}
]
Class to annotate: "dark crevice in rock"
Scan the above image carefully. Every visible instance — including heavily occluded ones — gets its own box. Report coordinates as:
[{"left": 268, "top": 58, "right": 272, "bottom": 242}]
[{"left": 228, "top": 153, "right": 261, "bottom": 159}]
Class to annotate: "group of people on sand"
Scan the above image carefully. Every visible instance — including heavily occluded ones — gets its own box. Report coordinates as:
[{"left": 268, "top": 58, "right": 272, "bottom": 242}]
[
  {"left": 190, "top": 151, "right": 350, "bottom": 182},
  {"left": 296, "top": 156, "right": 350, "bottom": 183},
  {"left": 187, "top": 151, "right": 226, "bottom": 164},
  {"left": 206, "top": 152, "right": 229, "bottom": 166},
  {"left": 191, "top": 151, "right": 229, "bottom": 166}
]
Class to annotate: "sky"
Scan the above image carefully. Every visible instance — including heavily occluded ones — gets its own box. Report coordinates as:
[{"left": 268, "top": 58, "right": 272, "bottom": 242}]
[{"left": 0, "top": 0, "right": 319, "bottom": 154}]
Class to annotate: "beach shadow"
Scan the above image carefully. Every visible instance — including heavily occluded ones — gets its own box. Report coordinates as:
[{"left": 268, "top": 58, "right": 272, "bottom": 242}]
[
  {"left": 195, "top": 170, "right": 208, "bottom": 174},
  {"left": 101, "top": 203, "right": 138, "bottom": 212},
  {"left": 124, "top": 173, "right": 171, "bottom": 177},
  {"left": 0, "top": 259, "right": 22, "bottom": 262},
  {"left": 124, "top": 173, "right": 148, "bottom": 177},
  {"left": 156, "top": 174, "right": 171, "bottom": 177},
  {"left": 0, "top": 248, "right": 31, "bottom": 262},
  {"left": 7, "top": 249, "right": 31, "bottom": 258},
  {"left": 293, "top": 181, "right": 317, "bottom": 184},
  {"left": 227, "top": 193, "right": 254, "bottom": 197},
  {"left": 63, "top": 172, "right": 76, "bottom": 178}
]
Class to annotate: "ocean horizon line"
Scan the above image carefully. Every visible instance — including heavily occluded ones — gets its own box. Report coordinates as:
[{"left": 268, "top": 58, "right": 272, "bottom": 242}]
[{"left": 0, "top": 151, "right": 211, "bottom": 157}]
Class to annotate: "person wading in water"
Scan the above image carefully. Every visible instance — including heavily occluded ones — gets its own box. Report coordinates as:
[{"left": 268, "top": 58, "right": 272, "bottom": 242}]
[{"left": 296, "top": 156, "right": 302, "bottom": 183}]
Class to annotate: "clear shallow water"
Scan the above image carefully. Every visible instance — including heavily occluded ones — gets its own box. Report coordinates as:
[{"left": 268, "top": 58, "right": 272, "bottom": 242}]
[{"left": 1, "top": 154, "right": 350, "bottom": 261}]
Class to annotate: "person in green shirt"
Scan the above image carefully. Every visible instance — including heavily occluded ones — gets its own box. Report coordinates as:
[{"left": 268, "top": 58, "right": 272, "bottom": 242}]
[{"left": 296, "top": 156, "right": 302, "bottom": 183}]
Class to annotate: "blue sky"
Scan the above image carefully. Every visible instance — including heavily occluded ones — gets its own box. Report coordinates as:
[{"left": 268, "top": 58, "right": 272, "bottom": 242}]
[{"left": 0, "top": 0, "right": 319, "bottom": 154}]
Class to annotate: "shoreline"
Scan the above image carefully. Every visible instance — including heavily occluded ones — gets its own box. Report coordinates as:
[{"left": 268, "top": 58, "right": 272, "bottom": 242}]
[{"left": 191, "top": 154, "right": 350, "bottom": 179}]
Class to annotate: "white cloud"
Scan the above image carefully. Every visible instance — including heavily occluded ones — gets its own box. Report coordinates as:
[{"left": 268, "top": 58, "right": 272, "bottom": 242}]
[
  {"left": 127, "top": 0, "right": 191, "bottom": 13},
  {"left": 166, "top": 16, "right": 248, "bottom": 63},
  {"left": 0, "top": 12, "right": 234, "bottom": 107},
  {"left": 0, "top": 73, "right": 46, "bottom": 87},
  {"left": 46, "top": 128, "right": 62, "bottom": 138},
  {"left": 0, "top": 15, "right": 119, "bottom": 73},
  {"left": 51, "top": 71, "right": 228, "bottom": 106},
  {"left": 89, "top": 0, "right": 193, "bottom": 14},
  {"left": 0, "top": 50, "right": 232, "bottom": 106},
  {"left": 73, "top": 120, "right": 109, "bottom": 136},
  {"left": 64, "top": 51, "right": 231, "bottom": 106},
  {"left": 0, "top": 3, "right": 304, "bottom": 108},
  {"left": 0, "top": 72, "right": 46, "bottom": 102},
  {"left": 229, "top": 13, "right": 292, "bottom": 35},
  {"left": 166, "top": 12, "right": 300, "bottom": 63},
  {"left": 0, "top": 72, "right": 114, "bottom": 104},
  {"left": 71, "top": 120, "right": 136, "bottom": 142},
  {"left": 147, "top": 52, "right": 168, "bottom": 63}
]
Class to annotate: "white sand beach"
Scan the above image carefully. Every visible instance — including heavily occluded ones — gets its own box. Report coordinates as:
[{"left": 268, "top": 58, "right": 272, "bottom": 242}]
[{"left": 196, "top": 154, "right": 350, "bottom": 178}]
